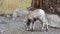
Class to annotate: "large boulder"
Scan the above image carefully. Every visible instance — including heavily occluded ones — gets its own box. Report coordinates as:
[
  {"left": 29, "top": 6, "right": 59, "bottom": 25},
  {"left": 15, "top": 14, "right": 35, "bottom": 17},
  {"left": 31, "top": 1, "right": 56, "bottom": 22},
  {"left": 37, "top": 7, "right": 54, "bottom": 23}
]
[{"left": 46, "top": 14, "right": 60, "bottom": 28}]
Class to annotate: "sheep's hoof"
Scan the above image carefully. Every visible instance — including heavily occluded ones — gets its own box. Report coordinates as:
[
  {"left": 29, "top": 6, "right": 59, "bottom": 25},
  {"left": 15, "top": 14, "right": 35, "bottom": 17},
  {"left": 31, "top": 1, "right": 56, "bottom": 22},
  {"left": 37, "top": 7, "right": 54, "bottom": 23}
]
[
  {"left": 46, "top": 28, "right": 49, "bottom": 31},
  {"left": 41, "top": 29, "right": 44, "bottom": 32},
  {"left": 40, "top": 30, "right": 43, "bottom": 32},
  {"left": 26, "top": 28, "right": 33, "bottom": 31},
  {"left": 26, "top": 28, "right": 29, "bottom": 31}
]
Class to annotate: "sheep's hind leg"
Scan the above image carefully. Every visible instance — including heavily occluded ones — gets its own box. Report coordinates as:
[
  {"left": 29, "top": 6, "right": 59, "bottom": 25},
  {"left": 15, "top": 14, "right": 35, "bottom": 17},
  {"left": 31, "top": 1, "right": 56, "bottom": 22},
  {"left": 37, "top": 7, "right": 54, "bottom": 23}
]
[
  {"left": 38, "top": 16, "right": 49, "bottom": 31},
  {"left": 42, "top": 17, "right": 49, "bottom": 31},
  {"left": 46, "top": 23, "right": 49, "bottom": 31},
  {"left": 31, "top": 18, "right": 37, "bottom": 31}
]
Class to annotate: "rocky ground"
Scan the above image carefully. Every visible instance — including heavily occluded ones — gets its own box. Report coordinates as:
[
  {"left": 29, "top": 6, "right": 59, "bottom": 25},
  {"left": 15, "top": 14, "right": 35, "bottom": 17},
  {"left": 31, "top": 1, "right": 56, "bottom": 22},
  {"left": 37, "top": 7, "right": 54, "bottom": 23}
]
[{"left": 0, "top": 14, "right": 60, "bottom": 34}]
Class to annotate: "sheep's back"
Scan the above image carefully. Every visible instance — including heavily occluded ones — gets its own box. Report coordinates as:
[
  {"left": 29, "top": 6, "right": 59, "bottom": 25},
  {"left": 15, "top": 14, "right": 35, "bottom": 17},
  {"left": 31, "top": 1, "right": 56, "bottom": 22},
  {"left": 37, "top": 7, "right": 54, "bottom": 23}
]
[{"left": 27, "top": 9, "right": 45, "bottom": 19}]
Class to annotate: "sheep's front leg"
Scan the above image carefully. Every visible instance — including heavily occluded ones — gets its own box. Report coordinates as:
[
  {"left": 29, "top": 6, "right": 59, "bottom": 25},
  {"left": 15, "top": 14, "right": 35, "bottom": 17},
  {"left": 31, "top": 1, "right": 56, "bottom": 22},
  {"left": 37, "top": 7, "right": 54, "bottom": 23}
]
[
  {"left": 26, "top": 19, "right": 33, "bottom": 31},
  {"left": 29, "top": 18, "right": 37, "bottom": 31},
  {"left": 26, "top": 19, "right": 36, "bottom": 31},
  {"left": 29, "top": 21, "right": 33, "bottom": 31}
]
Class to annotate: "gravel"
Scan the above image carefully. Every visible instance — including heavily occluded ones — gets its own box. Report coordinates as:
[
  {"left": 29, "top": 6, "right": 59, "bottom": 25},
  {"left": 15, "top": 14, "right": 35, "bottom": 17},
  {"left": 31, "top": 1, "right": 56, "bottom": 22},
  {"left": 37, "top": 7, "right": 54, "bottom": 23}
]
[{"left": 0, "top": 14, "right": 60, "bottom": 34}]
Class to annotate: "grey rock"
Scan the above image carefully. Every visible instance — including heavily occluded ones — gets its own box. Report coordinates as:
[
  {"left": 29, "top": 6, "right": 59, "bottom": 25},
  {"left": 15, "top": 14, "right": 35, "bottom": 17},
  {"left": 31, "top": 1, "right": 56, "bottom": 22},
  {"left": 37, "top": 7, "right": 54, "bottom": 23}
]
[{"left": 46, "top": 14, "right": 60, "bottom": 28}]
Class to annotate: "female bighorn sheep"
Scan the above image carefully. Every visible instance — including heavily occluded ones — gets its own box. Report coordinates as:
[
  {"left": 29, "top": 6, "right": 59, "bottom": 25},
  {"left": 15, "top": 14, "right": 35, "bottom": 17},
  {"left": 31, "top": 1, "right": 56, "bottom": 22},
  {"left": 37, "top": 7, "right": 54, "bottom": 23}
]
[{"left": 26, "top": 9, "right": 49, "bottom": 31}]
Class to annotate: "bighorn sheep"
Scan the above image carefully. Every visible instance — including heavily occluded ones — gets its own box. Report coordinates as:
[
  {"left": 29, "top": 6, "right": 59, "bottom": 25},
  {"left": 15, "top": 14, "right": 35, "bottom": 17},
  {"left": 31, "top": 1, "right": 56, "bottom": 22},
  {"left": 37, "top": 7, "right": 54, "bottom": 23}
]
[{"left": 26, "top": 9, "right": 49, "bottom": 31}]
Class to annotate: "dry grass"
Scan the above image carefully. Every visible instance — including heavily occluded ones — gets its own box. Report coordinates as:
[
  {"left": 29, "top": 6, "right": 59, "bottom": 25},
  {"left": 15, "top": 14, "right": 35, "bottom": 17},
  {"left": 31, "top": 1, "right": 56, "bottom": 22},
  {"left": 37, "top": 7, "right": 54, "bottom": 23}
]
[{"left": 0, "top": 0, "right": 32, "bottom": 14}]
